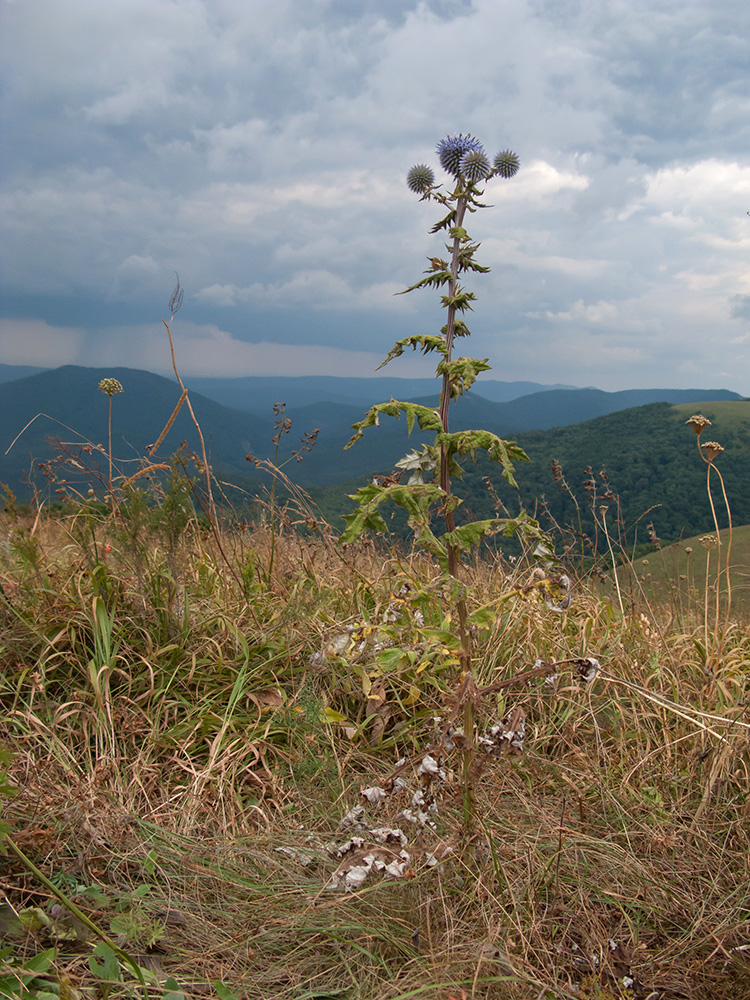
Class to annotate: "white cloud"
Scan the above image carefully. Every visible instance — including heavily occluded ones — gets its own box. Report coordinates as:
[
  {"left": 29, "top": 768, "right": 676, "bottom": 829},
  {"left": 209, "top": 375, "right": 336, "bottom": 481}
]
[{"left": 1, "top": 0, "right": 749, "bottom": 393}]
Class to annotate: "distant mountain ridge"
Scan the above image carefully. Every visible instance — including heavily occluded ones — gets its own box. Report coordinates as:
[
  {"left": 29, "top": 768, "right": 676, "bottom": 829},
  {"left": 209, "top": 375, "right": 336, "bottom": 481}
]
[
  {"left": 0, "top": 366, "right": 271, "bottom": 494},
  {"left": 181, "top": 374, "right": 580, "bottom": 411},
  {"left": 0, "top": 363, "right": 743, "bottom": 496},
  {"left": 0, "top": 364, "right": 48, "bottom": 384}
]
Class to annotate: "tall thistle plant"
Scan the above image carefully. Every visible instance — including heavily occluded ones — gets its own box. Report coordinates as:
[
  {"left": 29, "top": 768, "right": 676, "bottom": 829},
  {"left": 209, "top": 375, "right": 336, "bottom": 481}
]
[{"left": 343, "top": 133, "right": 540, "bottom": 718}]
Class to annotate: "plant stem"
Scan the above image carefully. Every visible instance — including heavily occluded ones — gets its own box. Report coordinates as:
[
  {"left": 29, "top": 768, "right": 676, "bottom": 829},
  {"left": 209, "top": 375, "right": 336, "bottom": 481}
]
[
  {"left": 439, "top": 192, "right": 471, "bottom": 674},
  {"left": 107, "top": 395, "right": 116, "bottom": 514},
  {"left": 268, "top": 433, "right": 282, "bottom": 582},
  {"left": 437, "top": 191, "right": 476, "bottom": 822}
]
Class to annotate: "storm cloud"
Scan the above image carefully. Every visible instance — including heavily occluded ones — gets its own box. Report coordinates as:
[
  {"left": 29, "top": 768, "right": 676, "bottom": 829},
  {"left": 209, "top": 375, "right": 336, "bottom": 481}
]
[{"left": 1, "top": 0, "right": 748, "bottom": 391}]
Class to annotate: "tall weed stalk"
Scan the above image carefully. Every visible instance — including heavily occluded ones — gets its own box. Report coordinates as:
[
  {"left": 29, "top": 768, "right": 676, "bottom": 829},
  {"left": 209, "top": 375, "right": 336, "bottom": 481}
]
[{"left": 343, "top": 134, "right": 549, "bottom": 817}]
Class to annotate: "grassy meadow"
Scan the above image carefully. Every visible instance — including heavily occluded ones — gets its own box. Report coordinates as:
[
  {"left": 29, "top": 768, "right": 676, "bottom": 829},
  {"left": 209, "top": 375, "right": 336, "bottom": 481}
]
[{"left": 0, "top": 437, "right": 748, "bottom": 1000}]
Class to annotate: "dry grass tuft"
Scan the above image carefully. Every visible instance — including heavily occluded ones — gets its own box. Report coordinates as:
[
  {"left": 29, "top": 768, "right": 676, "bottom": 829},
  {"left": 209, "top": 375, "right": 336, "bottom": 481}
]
[{"left": 1, "top": 506, "right": 748, "bottom": 999}]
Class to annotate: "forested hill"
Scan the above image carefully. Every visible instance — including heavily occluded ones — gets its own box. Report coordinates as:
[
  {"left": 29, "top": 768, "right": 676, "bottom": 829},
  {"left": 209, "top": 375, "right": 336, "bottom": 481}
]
[
  {"left": 1, "top": 363, "right": 747, "bottom": 546},
  {"left": 450, "top": 400, "right": 750, "bottom": 546}
]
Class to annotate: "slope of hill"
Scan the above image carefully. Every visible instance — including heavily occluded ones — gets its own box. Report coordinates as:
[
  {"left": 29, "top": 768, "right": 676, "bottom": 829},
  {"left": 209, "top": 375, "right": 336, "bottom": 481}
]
[
  {"left": 456, "top": 400, "right": 750, "bottom": 547},
  {"left": 0, "top": 363, "right": 47, "bottom": 384},
  {"left": 1, "top": 366, "right": 746, "bottom": 539},
  {"left": 629, "top": 524, "right": 750, "bottom": 617},
  {"left": 0, "top": 366, "right": 271, "bottom": 497},
  {"left": 271, "top": 386, "right": 742, "bottom": 487}
]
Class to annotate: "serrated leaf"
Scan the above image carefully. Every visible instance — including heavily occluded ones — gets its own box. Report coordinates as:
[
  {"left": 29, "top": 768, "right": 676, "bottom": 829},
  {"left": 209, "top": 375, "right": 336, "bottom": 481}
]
[
  {"left": 397, "top": 271, "right": 453, "bottom": 295},
  {"left": 440, "top": 289, "right": 476, "bottom": 312},
  {"left": 345, "top": 401, "right": 443, "bottom": 450},
  {"left": 442, "top": 514, "right": 539, "bottom": 554},
  {"left": 430, "top": 209, "right": 456, "bottom": 233},
  {"left": 376, "top": 335, "right": 448, "bottom": 370},
  {"left": 436, "top": 356, "right": 491, "bottom": 398},
  {"left": 436, "top": 429, "right": 529, "bottom": 486}
]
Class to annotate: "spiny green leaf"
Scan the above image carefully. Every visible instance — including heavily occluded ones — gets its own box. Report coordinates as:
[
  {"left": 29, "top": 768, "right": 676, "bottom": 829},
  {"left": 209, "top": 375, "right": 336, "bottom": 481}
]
[
  {"left": 441, "top": 318, "right": 471, "bottom": 338},
  {"left": 440, "top": 290, "right": 476, "bottom": 312},
  {"left": 436, "top": 356, "right": 491, "bottom": 398},
  {"left": 341, "top": 481, "right": 459, "bottom": 553},
  {"left": 377, "top": 335, "right": 448, "bottom": 370},
  {"left": 345, "top": 400, "right": 443, "bottom": 449},
  {"left": 398, "top": 271, "right": 453, "bottom": 294},
  {"left": 442, "top": 515, "right": 534, "bottom": 553},
  {"left": 430, "top": 209, "right": 456, "bottom": 233},
  {"left": 436, "top": 429, "right": 530, "bottom": 486}
]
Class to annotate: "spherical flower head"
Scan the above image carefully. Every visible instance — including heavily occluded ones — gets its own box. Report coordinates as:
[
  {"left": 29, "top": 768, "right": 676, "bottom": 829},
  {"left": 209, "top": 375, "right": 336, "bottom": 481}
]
[
  {"left": 700, "top": 533, "right": 719, "bottom": 550},
  {"left": 407, "top": 163, "right": 435, "bottom": 194},
  {"left": 493, "top": 149, "right": 520, "bottom": 179},
  {"left": 98, "top": 377, "right": 124, "bottom": 397},
  {"left": 436, "top": 133, "right": 484, "bottom": 177},
  {"left": 460, "top": 149, "right": 491, "bottom": 183}
]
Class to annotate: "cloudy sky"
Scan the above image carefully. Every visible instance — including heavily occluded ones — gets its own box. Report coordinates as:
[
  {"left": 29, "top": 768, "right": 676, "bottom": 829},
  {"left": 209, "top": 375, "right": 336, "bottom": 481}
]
[{"left": 1, "top": 0, "right": 749, "bottom": 392}]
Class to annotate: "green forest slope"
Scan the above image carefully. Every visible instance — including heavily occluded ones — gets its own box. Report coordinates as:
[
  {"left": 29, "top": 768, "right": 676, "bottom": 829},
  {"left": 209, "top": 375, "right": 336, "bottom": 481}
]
[{"left": 308, "top": 400, "right": 750, "bottom": 548}]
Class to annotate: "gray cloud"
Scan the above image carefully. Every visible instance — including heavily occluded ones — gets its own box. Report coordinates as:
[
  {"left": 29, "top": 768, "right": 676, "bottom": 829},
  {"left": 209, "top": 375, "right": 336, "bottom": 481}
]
[{"left": 1, "top": 0, "right": 749, "bottom": 391}]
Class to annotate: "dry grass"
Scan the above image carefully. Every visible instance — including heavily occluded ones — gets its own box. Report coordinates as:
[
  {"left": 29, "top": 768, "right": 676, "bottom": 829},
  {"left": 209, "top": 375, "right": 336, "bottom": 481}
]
[{"left": 0, "top": 506, "right": 749, "bottom": 1000}]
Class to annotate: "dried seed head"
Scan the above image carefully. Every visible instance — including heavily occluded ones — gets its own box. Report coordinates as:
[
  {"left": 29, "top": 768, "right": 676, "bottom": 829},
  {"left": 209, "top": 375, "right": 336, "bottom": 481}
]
[
  {"left": 686, "top": 414, "right": 711, "bottom": 435},
  {"left": 700, "top": 534, "right": 719, "bottom": 550},
  {"left": 98, "top": 377, "right": 124, "bottom": 396},
  {"left": 169, "top": 275, "right": 184, "bottom": 315},
  {"left": 701, "top": 440, "right": 724, "bottom": 462}
]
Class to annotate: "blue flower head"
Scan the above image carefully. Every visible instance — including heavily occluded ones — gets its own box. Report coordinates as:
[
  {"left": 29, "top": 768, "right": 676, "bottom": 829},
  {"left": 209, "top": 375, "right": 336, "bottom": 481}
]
[{"left": 436, "top": 133, "right": 485, "bottom": 177}]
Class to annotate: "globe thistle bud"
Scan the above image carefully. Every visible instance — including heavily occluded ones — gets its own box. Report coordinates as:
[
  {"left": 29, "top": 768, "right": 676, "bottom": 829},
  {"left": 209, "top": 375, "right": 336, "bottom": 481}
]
[
  {"left": 460, "top": 149, "right": 491, "bottom": 183},
  {"left": 436, "top": 133, "right": 484, "bottom": 177},
  {"left": 493, "top": 149, "right": 520, "bottom": 179},
  {"left": 407, "top": 163, "right": 435, "bottom": 194},
  {"left": 98, "top": 377, "right": 124, "bottom": 397}
]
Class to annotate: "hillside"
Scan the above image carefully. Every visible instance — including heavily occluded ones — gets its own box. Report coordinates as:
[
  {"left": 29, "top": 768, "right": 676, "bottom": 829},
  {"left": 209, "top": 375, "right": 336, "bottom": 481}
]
[
  {"left": 629, "top": 524, "right": 750, "bottom": 616},
  {"left": 299, "top": 400, "right": 750, "bottom": 550},
  {"left": 0, "top": 366, "right": 271, "bottom": 497},
  {"left": 456, "top": 399, "right": 750, "bottom": 548},
  {"left": 1, "top": 366, "right": 746, "bottom": 546}
]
